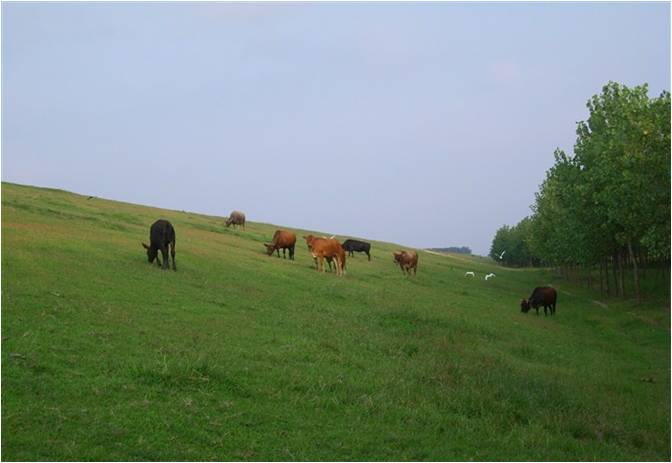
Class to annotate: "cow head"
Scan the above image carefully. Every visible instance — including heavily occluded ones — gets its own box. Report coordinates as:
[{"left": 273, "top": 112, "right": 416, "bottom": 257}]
[
  {"left": 225, "top": 218, "right": 232, "bottom": 227},
  {"left": 264, "top": 243, "right": 275, "bottom": 255},
  {"left": 142, "top": 242, "right": 158, "bottom": 263},
  {"left": 520, "top": 299, "right": 530, "bottom": 313},
  {"left": 303, "top": 235, "right": 316, "bottom": 249},
  {"left": 393, "top": 251, "right": 403, "bottom": 263}
]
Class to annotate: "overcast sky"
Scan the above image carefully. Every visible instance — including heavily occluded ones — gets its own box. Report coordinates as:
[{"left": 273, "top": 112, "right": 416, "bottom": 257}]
[{"left": 2, "top": 2, "right": 670, "bottom": 255}]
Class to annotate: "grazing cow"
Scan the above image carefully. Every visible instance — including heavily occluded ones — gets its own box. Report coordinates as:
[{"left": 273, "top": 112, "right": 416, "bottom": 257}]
[
  {"left": 485, "top": 273, "right": 495, "bottom": 280},
  {"left": 264, "top": 230, "right": 296, "bottom": 260},
  {"left": 142, "top": 219, "right": 176, "bottom": 271},
  {"left": 521, "top": 286, "right": 557, "bottom": 316},
  {"left": 342, "top": 239, "right": 371, "bottom": 261},
  {"left": 465, "top": 271, "right": 475, "bottom": 277},
  {"left": 303, "top": 235, "right": 346, "bottom": 276},
  {"left": 226, "top": 211, "right": 246, "bottom": 230},
  {"left": 393, "top": 250, "right": 418, "bottom": 276}
]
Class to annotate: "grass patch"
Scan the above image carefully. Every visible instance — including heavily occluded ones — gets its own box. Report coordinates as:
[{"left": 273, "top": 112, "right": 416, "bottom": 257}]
[{"left": 2, "top": 182, "right": 670, "bottom": 461}]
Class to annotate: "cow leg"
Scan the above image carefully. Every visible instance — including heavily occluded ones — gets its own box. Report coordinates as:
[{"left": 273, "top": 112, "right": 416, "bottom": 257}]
[
  {"left": 535, "top": 307, "right": 539, "bottom": 315},
  {"left": 171, "top": 242, "right": 177, "bottom": 271},
  {"left": 290, "top": 245, "right": 295, "bottom": 260},
  {"left": 161, "top": 246, "right": 169, "bottom": 270},
  {"left": 283, "top": 248, "right": 287, "bottom": 259},
  {"left": 367, "top": 251, "right": 371, "bottom": 261}
]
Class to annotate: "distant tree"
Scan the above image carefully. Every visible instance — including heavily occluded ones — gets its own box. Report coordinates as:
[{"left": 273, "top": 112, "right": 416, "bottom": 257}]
[
  {"left": 429, "top": 246, "right": 472, "bottom": 255},
  {"left": 490, "top": 219, "right": 538, "bottom": 267}
]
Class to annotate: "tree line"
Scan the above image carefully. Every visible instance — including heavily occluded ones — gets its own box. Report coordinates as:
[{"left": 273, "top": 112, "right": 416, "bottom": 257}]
[
  {"left": 490, "top": 82, "right": 670, "bottom": 302},
  {"left": 429, "top": 246, "right": 472, "bottom": 255}
]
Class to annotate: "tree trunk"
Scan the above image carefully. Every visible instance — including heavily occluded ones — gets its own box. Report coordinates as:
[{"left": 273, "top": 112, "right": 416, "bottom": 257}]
[
  {"left": 619, "top": 249, "right": 626, "bottom": 298},
  {"left": 599, "top": 261, "right": 604, "bottom": 296},
  {"left": 604, "top": 258, "right": 610, "bottom": 297},
  {"left": 611, "top": 255, "right": 617, "bottom": 296},
  {"left": 615, "top": 250, "right": 624, "bottom": 298},
  {"left": 628, "top": 240, "right": 641, "bottom": 303}
]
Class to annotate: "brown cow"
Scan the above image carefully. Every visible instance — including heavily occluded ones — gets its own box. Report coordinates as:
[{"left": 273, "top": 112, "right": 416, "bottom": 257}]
[
  {"left": 303, "top": 234, "right": 336, "bottom": 271},
  {"left": 226, "top": 210, "right": 246, "bottom": 230},
  {"left": 393, "top": 250, "right": 418, "bottom": 276},
  {"left": 521, "top": 286, "right": 557, "bottom": 316},
  {"left": 265, "top": 230, "right": 296, "bottom": 260},
  {"left": 303, "top": 235, "right": 346, "bottom": 276}
]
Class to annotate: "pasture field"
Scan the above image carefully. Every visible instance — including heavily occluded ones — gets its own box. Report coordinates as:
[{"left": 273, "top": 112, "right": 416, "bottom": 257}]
[{"left": 2, "top": 182, "right": 670, "bottom": 461}]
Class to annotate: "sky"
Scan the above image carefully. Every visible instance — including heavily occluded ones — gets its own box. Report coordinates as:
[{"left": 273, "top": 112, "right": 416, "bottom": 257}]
[{"left": 2, "top": 2, "right": 670, "bottom": 255}]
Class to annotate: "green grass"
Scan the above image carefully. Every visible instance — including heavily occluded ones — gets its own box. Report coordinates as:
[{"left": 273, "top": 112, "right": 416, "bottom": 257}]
[{"left": 2, "top": 181, "right": 669, "bottom": 461}]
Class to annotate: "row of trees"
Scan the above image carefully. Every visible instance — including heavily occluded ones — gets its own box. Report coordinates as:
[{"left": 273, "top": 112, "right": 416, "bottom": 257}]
[
  {"left": 429, "top": 246, "right": 472, "bottom": 255},
  {"left": 490, "top": 82, "right": 670, "bottom": 301}
]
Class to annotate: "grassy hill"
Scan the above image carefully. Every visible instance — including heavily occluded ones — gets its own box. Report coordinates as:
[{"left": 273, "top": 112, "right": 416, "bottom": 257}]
[{"left": 2, "top": 182, "right": 669, "bottom": 461}]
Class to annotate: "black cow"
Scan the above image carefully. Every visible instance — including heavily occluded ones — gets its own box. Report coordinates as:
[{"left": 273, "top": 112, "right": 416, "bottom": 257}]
[
  {"left": 142, "top": 219, "right": 176, "bottom": 271},
  {"left": 521, "top": 286, "right": 557, "bottom": 316},
  {"left": 342, "top": 239, "right": 371, "bottom": 261}
]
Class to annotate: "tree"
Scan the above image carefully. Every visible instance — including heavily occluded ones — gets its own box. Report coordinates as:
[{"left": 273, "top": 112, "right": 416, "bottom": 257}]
[{"left": 490, "top": 82, "right": 670, "bottom": 302}]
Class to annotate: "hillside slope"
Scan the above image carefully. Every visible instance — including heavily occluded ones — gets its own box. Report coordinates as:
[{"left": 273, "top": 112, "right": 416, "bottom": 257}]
[{"left": 2, "top": 182, "right": 669, "bottom": 461}]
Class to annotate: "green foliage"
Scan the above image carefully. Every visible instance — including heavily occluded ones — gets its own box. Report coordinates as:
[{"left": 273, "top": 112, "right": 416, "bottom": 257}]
[
  {"left": 490, "top": 218, "right": 538, "bottom": 267},
  {"left": 491, "top": 82, "right": 670, "bottom": 301},
  {"left": 573, "top": 83, "right": 671, "bottom": 256}
]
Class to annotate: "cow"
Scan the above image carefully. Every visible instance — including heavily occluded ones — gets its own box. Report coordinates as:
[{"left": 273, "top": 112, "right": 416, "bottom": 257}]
[
  {"left": 303, "top": 235, "right": 346, "bottom": 276},
  {"left": 342, "top": 239, "right": 371, "bottom": 261},
  {"left": 264, "top": 230, "right": 296, "bottom": 260},
  {"left": 226, "top": 211, "right": 246, "bottom": 230},
  {"left": 141, "top": 219, "right": 176, "bottom": 271},
  {"left": 485, "top": 273, "right": 496, "bottom": 281},
  {"left": 393, "top": 250, "right": 418, "bottom": 276},
  {"left": 465, "top": 271, "right": 475, "bottom": 277},
  {"left": 303, "top": 235, "right": 337, "bottom": 271},
  {"left": 521, "top": 286, "right": 557, "bottom": 316}
]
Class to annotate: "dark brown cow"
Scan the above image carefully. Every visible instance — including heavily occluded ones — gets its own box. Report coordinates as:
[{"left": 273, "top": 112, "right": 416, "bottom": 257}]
[
  {"left": 303, "top": 235, "right": 346, "bottom": 276},
  {"left": 521, "top": 286, "right": 557, "bottom": 316},
  {"left": 142, "top": 219, "right": 176, "bottom": 271},
  {"left": 226, "top": 210, "right": 246, "bottom": 230},
  {"left": 265, "top": 230, "right": 296, "bottom": 260},
  {"left": 393, "top": 250, "right": 418, "bottom": 276}
]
